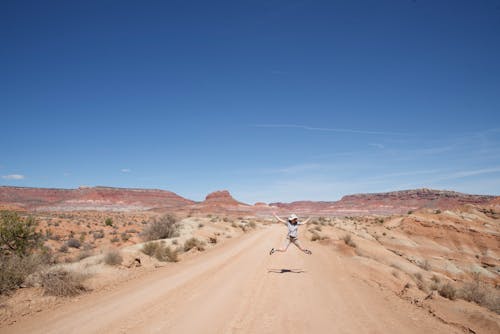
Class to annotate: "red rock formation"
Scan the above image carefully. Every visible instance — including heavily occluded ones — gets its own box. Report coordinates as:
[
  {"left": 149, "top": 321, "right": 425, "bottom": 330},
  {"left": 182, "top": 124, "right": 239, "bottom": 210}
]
[{"left": 0, "top": 186, "right": 194, "bottom": 211}]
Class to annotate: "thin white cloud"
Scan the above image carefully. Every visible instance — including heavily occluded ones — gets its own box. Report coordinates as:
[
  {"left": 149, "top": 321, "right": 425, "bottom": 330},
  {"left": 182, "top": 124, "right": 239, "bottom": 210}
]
[
  {"left": 253, "top": 124, "right": 408, "bottom": 136},
  {"left": 2, "top": 174, "right": 25, "bottom": 180},
  {"left": 445, "top": 167, "right": 500, "bottom": 180},
  {"left": 121, "top": 168, "right": 131, "bottom": 173},
  {"left": 368, "top": 143, "right": 385, "bottom": 149}
]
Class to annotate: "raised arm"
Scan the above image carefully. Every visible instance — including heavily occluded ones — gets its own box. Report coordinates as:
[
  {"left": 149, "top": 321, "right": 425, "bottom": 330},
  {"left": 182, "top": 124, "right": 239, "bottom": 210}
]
[
  {"left": 300, "top": 217, "right": 312, "bottom": 225},
  {"left": 272, "top": 212, "right": 287, "bottom": 224}
]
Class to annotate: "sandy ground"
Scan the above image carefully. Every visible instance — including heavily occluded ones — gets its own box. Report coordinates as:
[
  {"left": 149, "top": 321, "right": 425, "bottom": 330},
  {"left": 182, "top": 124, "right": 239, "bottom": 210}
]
[{"left": 0, "top": 225, "right": 471, "bottom": 334}]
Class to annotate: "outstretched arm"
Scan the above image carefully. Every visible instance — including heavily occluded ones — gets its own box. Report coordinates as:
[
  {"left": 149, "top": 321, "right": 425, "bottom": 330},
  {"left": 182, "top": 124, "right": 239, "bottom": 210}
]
[
  {"left": 300, "top": 217, "right": 312, "bottom": 224},
  {"left": 272, "top": 212, "right": 287, "bottom": 224}
]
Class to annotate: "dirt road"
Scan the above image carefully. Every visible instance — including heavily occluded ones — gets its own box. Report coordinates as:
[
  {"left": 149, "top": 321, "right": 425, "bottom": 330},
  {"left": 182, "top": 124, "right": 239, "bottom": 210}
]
[{"left": 1, "top": 225, "right": 461, "bottom": 334}]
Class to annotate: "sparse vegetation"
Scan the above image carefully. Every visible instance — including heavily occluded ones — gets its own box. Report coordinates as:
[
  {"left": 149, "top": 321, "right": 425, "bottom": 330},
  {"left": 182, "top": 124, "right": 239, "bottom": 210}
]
[
  {"left": 66, "top": 238, "right": 81, "bottom": 249},
  {"left": 39, "top": 268, "right": 87, "bottom": 297},
  {"left": 141, "top": 242, "right": 178, "bottom": 262},
  {"left": 438, "top": 283, "right": 456, "bottom": 300},
  {"left": 183, "top": 238, "right": 205, "bottom": 252},
  {"left": 459, "top": 274, "right": 500, "bottom": 314},
  {"left": 141, "top": 214, "right": 179, "bottom": 241},
  {"left": 0, "top": 254, "right": 44, "bottom": 294},
  {"left": 103, "top": 249, "right": 123, "bottom": 265},
  {"left": 342, "top": 234, "right": 357, "bottom": 248}
]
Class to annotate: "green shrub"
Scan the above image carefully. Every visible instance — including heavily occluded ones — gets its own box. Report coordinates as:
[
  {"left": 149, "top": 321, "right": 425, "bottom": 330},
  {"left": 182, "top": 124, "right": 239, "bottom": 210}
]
[
  {"left": 0, "top": 211, "right": 42, "bottom": 256},
  {"left": 105, "top": 218, "right": 113, "bottom": 226}
]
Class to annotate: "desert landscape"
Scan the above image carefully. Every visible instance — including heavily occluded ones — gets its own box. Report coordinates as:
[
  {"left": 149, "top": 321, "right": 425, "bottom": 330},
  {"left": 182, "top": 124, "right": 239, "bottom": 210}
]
[{"left": 0, "top": 186, "right": 498, "bottom": 334}]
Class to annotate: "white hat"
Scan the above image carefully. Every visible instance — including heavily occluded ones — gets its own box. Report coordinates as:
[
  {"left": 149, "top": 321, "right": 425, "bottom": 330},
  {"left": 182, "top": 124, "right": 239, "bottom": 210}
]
[{"left": 288, "top": 214, "right": 298, "bottom": 221}]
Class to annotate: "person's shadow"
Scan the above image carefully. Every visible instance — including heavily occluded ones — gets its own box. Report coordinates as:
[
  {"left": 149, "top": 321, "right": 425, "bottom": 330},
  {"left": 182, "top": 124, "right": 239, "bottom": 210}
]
[{"left": 268, "top": 268, "right": 306, "bottom": 274}]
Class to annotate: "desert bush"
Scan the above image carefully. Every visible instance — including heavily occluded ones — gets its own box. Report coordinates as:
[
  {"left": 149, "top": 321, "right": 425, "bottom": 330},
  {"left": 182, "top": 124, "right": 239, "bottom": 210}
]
[
  {"left": 142, "top": 242, "right": 159, "bottom": 256},
  {"left": 59, "top": 244, "right": 68, "bottom": 253},
  {"left": 141, "top": 215, "right": 179, "bottom": 241},
  {"left": 311, "top": 232, "right": 321, "bottom": 241},
  {"left": 103, "top": 249, "right": 123, "bottom": 265},
  {"left": 93, "top": 231, "right": 104, "bottom": 239},
  {"left": 110, "top": 237, "right": 119, "bottom": 243},
  {"left": 248, "top": 221, "right": 257, "bottom": 229},
  {"left": 141, "top": 242, "right": 178, "bottom": 262},
  {"left": 105, "top": 218, "right": 113, "bottom": 226},
  {"left": 120, "top": 232, "right": 130, "bottom": 242},
  {"left": 39, "top": 268, "right": 87, "bottom": 297},
  {"left": 431, "top": 275, "right": 440, "bottom": 283},
  {"left": 198, "top": 223, "right": 204, "bottom": 228},
  {"left": 417, "top": 259, "right": 430, "bottom": 270},
  {"left": 0, "top": 211, "right": 42, "bottom": 256},
  {"left": 154, "top": 245, "right": 178, "bottom": 262},
  {"left": 438, "top": 283, "right": 456, "bottom": 300},
  {"left": 0, "top": 254, "right": 43, "bottom": 294},
  {"left": 66, "top": 238, "right": 81, "bottom": 249},
  {"left": 184, "top": 238, "right": 205, "bottom": 252},
  {"left": 313, "top": 226, "right": 322, "bottom": 232},
  {"left": 342, "top": 234, "right": 357, "bottom": 248},
  {"left": 77, "top": 250, "right": 93, "bottom": 261},
  {"left": 458, "top": 275, "right": 500, "bottom": 314},
  {"left": 209, "top": 237, "right": 217, "bottom": 244}
]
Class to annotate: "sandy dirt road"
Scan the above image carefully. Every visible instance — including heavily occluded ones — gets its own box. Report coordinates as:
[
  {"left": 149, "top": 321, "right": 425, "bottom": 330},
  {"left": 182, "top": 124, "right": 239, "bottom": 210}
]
[{"left": 1, "top": 225, "right": 462, "bottom": 334}]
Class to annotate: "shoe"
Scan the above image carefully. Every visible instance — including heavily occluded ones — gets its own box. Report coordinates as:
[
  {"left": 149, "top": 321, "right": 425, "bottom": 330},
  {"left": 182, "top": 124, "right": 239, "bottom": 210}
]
[
  {"left": 304, "top": 249, "right": 312, "bottom": 255},
  {"left": 269, "top": 248, "right": 275, "bottom": 255}
]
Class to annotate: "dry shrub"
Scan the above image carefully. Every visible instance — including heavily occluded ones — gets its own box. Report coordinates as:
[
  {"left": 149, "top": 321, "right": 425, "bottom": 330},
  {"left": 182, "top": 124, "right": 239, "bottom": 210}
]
[
  {"left": 142, "top": 242, "right": 178, "bottom": 262},
  {"left": 313, "top": 225, "right": 322, "bottom": 232},
  {"left": 40, "top": 268, "right": 87, "bottom": 297},
  {"left": 66, "top": 238, "right": 81, "bottom": 249},
  {"left": 141, "top": 215, "right": 179, "bottom": 241},
  {"left": 418, "top": 259, "right": 431, "bottom": 271},
  {"left": 184, "top": 238, "right": 205, "bottom": 252},
  {"left": 154, "top": 245, "right": 178, "bottom": 262},
  {"left": 104, "top": 250, "right": 123, "bottom": 266},
  {"left": 311, "top": 232, "right": 321, "bottom": 241},
  {"left": 459, "top": 279, "right": 500, "bottom": 314},
  {"left": 248, "top": 221, "right": 257, "bottom": 229},
  {"left": 142, "top": 242, "right": 159, "bottom": 256},
  {"left": 438, "top": 283, "right": 456, "bottom": 300},
  {"left": 342, "top": 234, "right": 357, "bottom": 248},
  {"left": 0, "top": 254, "right": 43, "bottom": 294}
]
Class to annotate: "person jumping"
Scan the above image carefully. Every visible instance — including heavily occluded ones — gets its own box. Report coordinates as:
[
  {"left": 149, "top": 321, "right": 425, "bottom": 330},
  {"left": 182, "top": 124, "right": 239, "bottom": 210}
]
[{"left": 269, "top": 212, "right": 312, "bottom": 255}]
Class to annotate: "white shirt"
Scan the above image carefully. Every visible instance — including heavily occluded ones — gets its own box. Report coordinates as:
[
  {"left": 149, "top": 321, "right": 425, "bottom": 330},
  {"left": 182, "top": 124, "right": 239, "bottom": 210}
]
[{"left": 287, "top": 221, "right": 303, "bottom": 238}]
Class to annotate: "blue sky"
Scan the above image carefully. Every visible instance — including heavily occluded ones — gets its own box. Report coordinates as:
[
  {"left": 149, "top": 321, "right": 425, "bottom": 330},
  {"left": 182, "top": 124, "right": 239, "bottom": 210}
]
[{"left": 1, "top": 0, "right": 500, "bottom": 203}]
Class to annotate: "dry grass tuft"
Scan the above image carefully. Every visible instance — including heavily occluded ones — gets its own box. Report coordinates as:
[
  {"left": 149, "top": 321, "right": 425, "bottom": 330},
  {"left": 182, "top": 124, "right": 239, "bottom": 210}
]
[
  {"left": 103, "top": 249, "right": 123, "bottom": 266},
  {"left": 438, "top": 283, "right": 456, "bottom": 300},
  {"left": 342, "top": 234, "right": 357, "bottom": 248},
  {"left": 183, "top": 238, "right": 205, "bottom": 252},
  {"left": 142, "top": 242, "right": 178, "bottom": 262},
  {"left": 0, "top": 254, "right": 43, "bottom": 294}
]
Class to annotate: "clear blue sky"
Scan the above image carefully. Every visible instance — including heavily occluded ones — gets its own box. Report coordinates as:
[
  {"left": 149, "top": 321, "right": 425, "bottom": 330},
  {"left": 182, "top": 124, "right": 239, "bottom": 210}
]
[{"left": 1, "top": 0, "right": 499, "bottom": 203}]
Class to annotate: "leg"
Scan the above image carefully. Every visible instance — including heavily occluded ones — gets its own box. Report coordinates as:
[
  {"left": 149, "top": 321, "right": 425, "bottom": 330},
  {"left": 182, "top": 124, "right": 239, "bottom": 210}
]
[
  {"left": 291, "top": 239, "right": 312, "bottom": 254},
  {"left": 270, "top": 238, "right": 291, "bottom": 254}
]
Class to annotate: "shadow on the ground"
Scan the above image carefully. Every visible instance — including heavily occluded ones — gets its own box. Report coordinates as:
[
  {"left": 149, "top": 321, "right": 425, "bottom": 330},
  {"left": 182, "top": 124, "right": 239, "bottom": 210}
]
[{"left": 267, "top": 268, "right": 306, "bottom": 274}]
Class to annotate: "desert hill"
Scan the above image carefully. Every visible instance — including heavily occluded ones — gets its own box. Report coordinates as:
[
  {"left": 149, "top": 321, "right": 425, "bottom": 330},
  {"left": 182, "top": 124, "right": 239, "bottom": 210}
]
[
  {"left": 0, "top": 186, "right": 496, "bottom": 215},
  {"left": 0, "top": 186, "right": 194, "bottom": 212}
]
